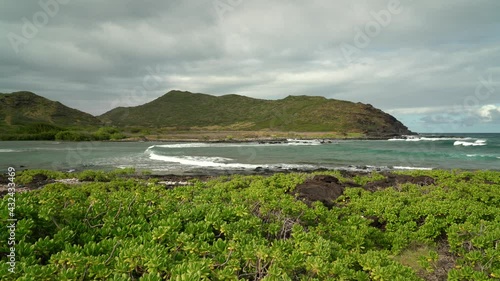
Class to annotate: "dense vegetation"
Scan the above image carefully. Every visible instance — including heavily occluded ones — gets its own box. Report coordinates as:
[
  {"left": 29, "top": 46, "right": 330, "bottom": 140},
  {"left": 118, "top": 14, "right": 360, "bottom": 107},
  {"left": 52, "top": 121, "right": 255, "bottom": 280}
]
[
  {"left": 1, "top": 90, "right": 412, "bottom": 139},
  {"left": 0, "top": 91, "right": 114, "bottom": 141},
  {"left": 0, "top": 91, "right": 101, "bottom": 128},
  {"left": 1, "top": 169, "right": 499, "bottom": 280},
  {"left": 99, "top": 90, "right": 412, "bottom": 135},
  {"left": 0, "top": 123, "right": 126, "bottom": 141}
]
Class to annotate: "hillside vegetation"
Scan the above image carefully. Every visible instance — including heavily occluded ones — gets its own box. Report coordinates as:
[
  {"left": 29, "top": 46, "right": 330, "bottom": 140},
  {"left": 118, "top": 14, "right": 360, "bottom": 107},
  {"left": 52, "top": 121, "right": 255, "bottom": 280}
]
[
  {"left": 99, "top": 90, "right": 413, "bottom": 136},
  {"left": 1, "top": 169, "right": 499, "bottom": 280},
  {"left": 0, "top": 92, "right": 106, "bottom": 140},
  {"left": 0, "top": 90, "right": 413, "bottom": 140},
  {"left": 0, "top": 91, "right": 101, "bottom": 128}
]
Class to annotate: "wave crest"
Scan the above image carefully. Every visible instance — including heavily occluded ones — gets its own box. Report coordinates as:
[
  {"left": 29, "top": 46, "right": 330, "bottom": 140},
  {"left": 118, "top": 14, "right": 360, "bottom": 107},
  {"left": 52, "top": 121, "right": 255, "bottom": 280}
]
[
  {"left": 0, "top": 149, "right": 20, "bottom": 153},
  {"left": 388, "top": 136, "right": 473, "bottom": 142},
  {"left": 453, "top": 140, "right": 487, "bottom": 147}
]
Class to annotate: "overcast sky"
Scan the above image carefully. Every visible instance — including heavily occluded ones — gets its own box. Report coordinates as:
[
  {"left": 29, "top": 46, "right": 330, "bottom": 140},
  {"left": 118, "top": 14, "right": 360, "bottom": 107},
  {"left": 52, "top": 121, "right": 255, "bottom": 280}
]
[{"left": 1, "top": 0, "right": 499, "bottom": 133}]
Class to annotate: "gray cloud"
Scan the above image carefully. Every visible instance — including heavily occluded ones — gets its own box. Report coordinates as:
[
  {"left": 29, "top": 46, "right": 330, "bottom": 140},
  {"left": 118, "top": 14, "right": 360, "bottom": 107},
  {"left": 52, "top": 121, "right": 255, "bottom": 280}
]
[
  {"left": 477, "top": 104, "right": 500, "bottom": 123},
  {"left": 420, "top": 104, "right": 500, "bottom": 130},
  {"left": 420, "top": 113, "right": 480, "bottom": 127},
  {"left": 1, "top": 0, "right": 499, "bottom": 132}
]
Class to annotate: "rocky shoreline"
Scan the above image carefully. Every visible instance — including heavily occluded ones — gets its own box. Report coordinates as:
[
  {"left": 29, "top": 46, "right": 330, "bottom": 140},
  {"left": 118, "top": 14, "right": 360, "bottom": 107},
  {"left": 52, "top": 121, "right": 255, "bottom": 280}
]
[
  {"left": 0, "top": 163, "right": 437, "bottom": 198},
  {"left": 0, "top": 167, "right": 446, "bottom": 204},
  {"left": 114, "top": 135, "right": 401, "bottom": 143},
  {"left": 0, "top": 173, "right": 215, "bottom": 197}
]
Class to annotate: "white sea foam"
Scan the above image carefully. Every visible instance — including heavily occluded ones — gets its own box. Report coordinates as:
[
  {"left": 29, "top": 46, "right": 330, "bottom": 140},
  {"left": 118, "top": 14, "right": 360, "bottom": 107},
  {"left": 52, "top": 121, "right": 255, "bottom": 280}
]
[
  {"left": 393, "top": 166, "right": 434, "bottom": 170},
  {"left": 453, "top": 140, "right": 487, "bottom": 147},
  {"left": 149, "top": 152, "right": 252, "bottom": 168},
  {"left": 286, "top": 139, "right": 323, "bottom": 145},
  {"left": 147, "top": 152, "right": 322, "bottom": 170},
  {"left": 277, "top": 163, "right": 318, "bottom": 170},
  {"left": 149, "top": 143, "right": 214, "bottom": 149},
  {"left": 388, "top": 136, "right": 473, "bottom": 142},
  {"left": 0, "top": 149, "right": 21, "bottom": 153},
  {"left": 146, "top": 141, "right": 321, "bottom": 151},
  {"left": 333, "top": 165, "right": 434, "bottom": 172},
  {"left": 466, "top": 154, "right": 499, "bottom": 159},
  {"left": 420, "top": 137, "right": 473, "bottom": 141}
]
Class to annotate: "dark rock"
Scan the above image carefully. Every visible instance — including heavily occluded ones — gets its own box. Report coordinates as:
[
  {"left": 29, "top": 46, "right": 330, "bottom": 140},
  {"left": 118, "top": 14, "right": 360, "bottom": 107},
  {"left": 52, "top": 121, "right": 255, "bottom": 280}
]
[
  {"left": 366, "top": 215, "right": 386, "bottom": 231},
  {"left": 339, "top": 170, "right": 368, "bottom": 179},
  {"left": 24, "top": 173, "right": 52, "bottom": 189},
  {"left": 292, "top": 173, "right": 436, "bottom": 209},
  {"left": 293, "top": 175, "right": 359, "bottom": 208},
  {"left": 312, "top": 175, "right": 340, "bottom": 184},
  {"left": 0, "top": 174, "right": 8, "bottom": 184},
  {"left": 312, "top": 168, "right": 329, "bottom": 173},
  {"left": 32, "top": 174, "right": 48, "bottom": 182}
]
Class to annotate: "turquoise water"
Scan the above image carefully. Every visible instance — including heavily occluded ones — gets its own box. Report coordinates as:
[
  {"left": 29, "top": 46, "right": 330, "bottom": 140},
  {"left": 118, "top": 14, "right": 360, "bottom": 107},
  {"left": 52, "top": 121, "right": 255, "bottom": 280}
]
[{"left": 0, "top": 133, "right": 498, "bottom": 174}]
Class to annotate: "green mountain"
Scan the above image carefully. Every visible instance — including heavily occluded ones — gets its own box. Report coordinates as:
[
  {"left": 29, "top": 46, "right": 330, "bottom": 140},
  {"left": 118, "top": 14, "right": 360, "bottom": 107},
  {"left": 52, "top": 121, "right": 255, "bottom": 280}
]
[
  {"left": 0, "top": 90, "right": 413, "bottom": 139},
  {"left": 99, "top": 90, "right": 413, "bottom": 136},
  {"left": 0, "top": 91, "right": 102, "bottom": 134}
]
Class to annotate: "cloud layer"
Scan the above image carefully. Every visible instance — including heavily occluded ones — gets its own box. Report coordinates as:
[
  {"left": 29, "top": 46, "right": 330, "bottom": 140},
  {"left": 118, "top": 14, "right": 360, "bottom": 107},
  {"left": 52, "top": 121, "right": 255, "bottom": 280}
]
[{"left": 1, "top": 0, "right": 499, "bottom": 132}]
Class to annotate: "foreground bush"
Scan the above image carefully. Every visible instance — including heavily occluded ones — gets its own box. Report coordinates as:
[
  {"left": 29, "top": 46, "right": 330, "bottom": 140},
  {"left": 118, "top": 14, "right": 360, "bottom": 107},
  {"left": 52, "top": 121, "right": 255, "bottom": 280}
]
[{"left": 1, "top": 170, "right": 499, "bottom": 280}]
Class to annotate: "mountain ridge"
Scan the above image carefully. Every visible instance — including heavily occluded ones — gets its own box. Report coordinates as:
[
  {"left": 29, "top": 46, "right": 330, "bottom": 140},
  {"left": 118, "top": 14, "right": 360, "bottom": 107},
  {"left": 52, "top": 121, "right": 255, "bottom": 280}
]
[
  {"left": 0, "top": 90, "right": 414, "bottom": 138},
  {"left": 99, "top": 90, "right": 414, "bottom": 136},
  {"left": 0, "top": 91, "right": 102, "bottom": 127}
]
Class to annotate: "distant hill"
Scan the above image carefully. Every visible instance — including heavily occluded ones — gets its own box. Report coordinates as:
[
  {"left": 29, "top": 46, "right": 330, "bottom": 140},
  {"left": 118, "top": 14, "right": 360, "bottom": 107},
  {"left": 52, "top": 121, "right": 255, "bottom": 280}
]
[
  {"left": 99, "top": 90, "right": 413, "bottom": 136},
  {"left": 0, "top": 91, "right": 101, "bottom": 131}
]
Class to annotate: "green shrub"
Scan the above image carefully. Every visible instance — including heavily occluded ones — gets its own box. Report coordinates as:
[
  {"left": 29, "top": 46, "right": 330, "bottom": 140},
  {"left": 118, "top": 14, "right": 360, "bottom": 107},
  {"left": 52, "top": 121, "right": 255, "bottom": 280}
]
[
  {"left": 19, "top": 123, "right": 63, "bottom": 134},
  {"left": 2, "top": 170, "right": 499, "bottom": 280},
  {"left": 16, "top": 169, "right": 67, "bottom": 184},
  {"left": 109, "top": 132, "right": 126, "bottom": 140},
  {"left": 55, "top": 131, "right": 93, "bottom": 141},
  {"left": 96, "top": 127, "right": 120, "bottom": 135}
]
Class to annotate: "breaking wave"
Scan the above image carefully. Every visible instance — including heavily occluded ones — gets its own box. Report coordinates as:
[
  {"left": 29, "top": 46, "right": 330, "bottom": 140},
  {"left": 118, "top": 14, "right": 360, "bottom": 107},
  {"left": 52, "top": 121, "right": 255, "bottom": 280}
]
[
  {"left": 0, "top": 149, "right": 21, "bottom": 153},
  {"left": 148, "top": 153, "right": 241, "bottom": 167},
  {"left": 145, "top": 140, "right": 322, "bottom": 151},
  {"left": 466, "top": 154, "right": 499, "bottom": 160},
  {"left": 388, "top": 136, "right": 473, "bottom": 142},
  {"left": 392, "top": 166, "right": 434, "bottom": 170},
  {"left": 453, "top": 140, "right": 487, "bottom": 147},
  {"left": 147, "top": 152, "right": 319, "bottom": 170}
]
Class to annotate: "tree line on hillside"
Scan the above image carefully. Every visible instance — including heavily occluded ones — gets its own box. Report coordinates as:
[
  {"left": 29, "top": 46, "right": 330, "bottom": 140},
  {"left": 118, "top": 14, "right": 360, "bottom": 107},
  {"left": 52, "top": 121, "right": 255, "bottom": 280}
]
[{"left": 0, "top": 123, "right": 125, "bottom": 141}]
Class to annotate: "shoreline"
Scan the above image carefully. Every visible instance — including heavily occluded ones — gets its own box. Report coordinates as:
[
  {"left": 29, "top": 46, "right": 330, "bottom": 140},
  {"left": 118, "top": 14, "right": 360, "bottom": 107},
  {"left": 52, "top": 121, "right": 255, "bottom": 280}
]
[
  {"left": 0, "top": 130, "right": 408, "bottom": 142},
  {"left": 4, "top": 132, "right": 484, "bottom": 143},
  {"left": 5, "top": 164, "right": 498, "bottom": 181},
  {"left": 0, "top": 137, "right": 396, "bottom": 142},
  {"left": 1, "top": 167, "right": 498, "bottom": 198}
]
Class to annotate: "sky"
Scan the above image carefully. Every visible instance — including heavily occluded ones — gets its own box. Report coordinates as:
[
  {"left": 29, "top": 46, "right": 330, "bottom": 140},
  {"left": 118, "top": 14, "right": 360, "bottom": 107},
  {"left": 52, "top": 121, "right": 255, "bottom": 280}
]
[{"left": 1, "top": 0, "right": 499, "bottom": 133}]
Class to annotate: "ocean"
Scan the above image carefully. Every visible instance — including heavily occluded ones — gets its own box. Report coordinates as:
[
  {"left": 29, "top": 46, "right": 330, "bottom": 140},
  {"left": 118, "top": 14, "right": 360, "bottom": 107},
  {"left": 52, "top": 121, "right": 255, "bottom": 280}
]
[{"left": 0, "top": 133, "right": 498, "bottom": 174}]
